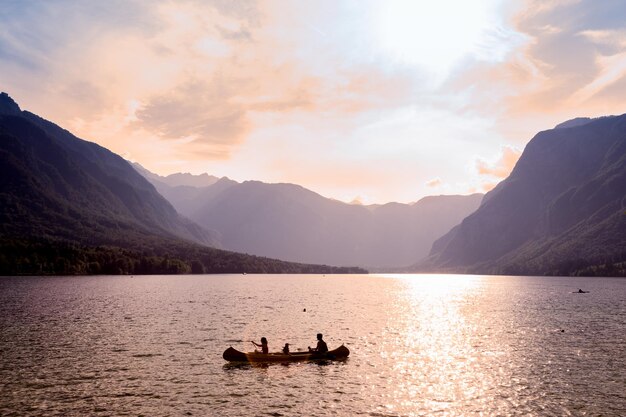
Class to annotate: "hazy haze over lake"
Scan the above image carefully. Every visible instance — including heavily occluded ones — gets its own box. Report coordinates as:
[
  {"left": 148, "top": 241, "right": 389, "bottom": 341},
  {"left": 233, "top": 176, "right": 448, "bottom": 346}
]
[{"left": 1, "top": 274, "right": 625, "bottom": 416}]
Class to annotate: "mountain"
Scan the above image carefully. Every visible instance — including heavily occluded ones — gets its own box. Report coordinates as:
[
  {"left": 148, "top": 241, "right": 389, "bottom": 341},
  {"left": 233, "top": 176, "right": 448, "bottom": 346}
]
[
  {"left": 131, "top": 162, "right": 239, "bottom": 217},
  {"left": 0, "top": 92, "right": 365, "bottom": 275},
  {"left": 0, "top": 92, "right": 217, "bottom": 248},
  {"left": 422, "top": 114, "right": 626, "bottom": 276},
  {"left": 134, "top": 165, "right": 483, "bottom": 268}
]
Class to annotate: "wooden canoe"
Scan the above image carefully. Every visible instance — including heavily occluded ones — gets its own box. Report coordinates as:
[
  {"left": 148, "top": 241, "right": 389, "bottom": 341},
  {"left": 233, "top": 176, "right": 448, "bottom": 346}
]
[{"left": 223, "top": 345, "right": 350, "bottom": 363}]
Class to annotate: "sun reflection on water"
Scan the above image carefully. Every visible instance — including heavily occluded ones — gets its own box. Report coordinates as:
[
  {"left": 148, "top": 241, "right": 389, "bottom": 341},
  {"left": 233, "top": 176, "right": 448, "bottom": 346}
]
[{"left": 376, "top": 274, "right": 488, "bottom": 414}]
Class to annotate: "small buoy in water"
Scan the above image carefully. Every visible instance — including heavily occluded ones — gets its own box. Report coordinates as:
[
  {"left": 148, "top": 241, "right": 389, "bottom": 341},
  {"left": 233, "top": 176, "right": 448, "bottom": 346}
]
[
  {"left": 561, "top": 329, "right": 565, "bottom": 333},
  {"left": 303, "top": 308, "right": 306, "bottom": 312}
]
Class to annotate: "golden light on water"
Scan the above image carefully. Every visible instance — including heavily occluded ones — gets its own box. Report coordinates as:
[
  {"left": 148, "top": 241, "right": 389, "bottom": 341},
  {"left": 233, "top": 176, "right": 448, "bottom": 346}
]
[{"left": 376, "top": 274, "right": 489, "bottom": 414}]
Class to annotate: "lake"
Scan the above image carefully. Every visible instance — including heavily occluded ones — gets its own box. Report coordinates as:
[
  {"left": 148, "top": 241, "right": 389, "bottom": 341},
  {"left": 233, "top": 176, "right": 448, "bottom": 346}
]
[{"left": 0, "top": 274, "right": 625, "bottom": 416}]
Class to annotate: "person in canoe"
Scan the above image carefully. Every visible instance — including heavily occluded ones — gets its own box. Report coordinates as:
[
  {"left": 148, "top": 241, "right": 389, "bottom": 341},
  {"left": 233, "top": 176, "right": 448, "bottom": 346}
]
[
  {"left": 282, "top": 343, "right": 290, "bottom": 354},
  {"left": 251, "top": 337, "right": 269, "bottom": 354},
  {"left": 308, "top": 333, "right": 328, "bottom": 353}
]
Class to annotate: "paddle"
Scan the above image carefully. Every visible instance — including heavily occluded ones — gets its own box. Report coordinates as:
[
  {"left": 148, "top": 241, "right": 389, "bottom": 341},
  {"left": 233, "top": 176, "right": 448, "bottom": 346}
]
[{"left": 249, "top": 340, "right": 260, "bottom": 352}]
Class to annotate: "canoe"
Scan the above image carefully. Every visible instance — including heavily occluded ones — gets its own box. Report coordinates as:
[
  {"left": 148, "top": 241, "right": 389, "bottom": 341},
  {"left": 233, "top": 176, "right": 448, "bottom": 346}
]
[{"left": 223, "top": 345, "right": 350, "bottom": 363}]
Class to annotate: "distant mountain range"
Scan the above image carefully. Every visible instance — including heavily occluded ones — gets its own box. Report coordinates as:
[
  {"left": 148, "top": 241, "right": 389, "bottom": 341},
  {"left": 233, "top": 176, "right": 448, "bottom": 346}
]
[
  {"left": 133, "top": 164, "right": 483, "bottom": 268},
  {"left": 0, "top": 92, "right": 365, "bottom": 275},
  {"left": 137, "top": 166, "right": 220, "bottom": 188},
  {"left": 420, "top": 115, "right": 626, "bottom": 276}
]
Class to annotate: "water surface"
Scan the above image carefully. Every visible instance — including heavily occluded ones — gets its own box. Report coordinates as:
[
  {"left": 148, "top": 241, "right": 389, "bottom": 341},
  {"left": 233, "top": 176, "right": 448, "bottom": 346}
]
[{"left": 1, "top": 274, "right": 625, "bottom": 416}]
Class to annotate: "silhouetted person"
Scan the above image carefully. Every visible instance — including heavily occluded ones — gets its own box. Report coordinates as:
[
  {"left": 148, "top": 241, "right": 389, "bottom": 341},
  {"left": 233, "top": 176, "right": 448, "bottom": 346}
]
[
  {"left": 309, "top": 333, "right": 328, "bottom": 353},
  {"left": 282, "top": 343, "right": 290, "bottom": 354},
  {"left": 251, "top": 337, "right": 268, "bottom": 354}
]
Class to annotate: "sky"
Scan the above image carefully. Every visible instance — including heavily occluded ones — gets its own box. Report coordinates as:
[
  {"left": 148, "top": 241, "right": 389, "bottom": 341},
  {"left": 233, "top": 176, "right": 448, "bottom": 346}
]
[{"left": 2, "top": 0, "right": 626, "bottom": 204}]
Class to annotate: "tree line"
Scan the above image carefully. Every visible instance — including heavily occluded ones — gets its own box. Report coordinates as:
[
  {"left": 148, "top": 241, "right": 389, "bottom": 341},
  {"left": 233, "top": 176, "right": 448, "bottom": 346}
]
[{"left": 0, "top": 238, "right": 367, "bottom": 276}]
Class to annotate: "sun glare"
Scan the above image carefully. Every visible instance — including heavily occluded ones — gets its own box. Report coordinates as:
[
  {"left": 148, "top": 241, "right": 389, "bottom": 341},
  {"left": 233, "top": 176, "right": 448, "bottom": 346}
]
[{"left": 373, "top": 0, "right": 497, "bottom": 76}]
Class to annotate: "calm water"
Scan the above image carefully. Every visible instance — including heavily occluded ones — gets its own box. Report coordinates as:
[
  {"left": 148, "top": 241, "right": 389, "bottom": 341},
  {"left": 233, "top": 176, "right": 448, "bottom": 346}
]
[{"left": 0, "top": 274, "right": 625, "bottom": 416}]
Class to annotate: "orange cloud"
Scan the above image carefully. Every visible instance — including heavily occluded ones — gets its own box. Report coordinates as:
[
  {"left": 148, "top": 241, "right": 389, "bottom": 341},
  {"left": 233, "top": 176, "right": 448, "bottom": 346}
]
[
  {"left": 426, "top": 177, "right": 442, "bottom": 187},
  {"left": 135, "top": 78, "right": 250, "bottom": 146},
  {"left": 475, "top": 145, "right": 522, "bottom": 178},
  {"left": 509, "top": 1, "right": 626, "bottom": 114},
  {"left": 480, "top": 181, "right": 501, "bottom": 193}
]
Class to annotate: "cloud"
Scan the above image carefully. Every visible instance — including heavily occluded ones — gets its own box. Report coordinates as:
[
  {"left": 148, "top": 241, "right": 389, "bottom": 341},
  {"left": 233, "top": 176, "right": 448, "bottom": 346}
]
[
  {"left": 216, "top": 25, "right": 253, "bottom": 41},
  {"left": 475, "top": 145, "right": 522, "bottom": 182},
  {"left": 349, "top": 196, "right": 364, "bottom": 205},
  {"left": 124, "top": 3, "right": 423, "bottom": 158},
  {"left": 0, "top": 1, "right": 158, "bottom": 70},
  {"left": 425, "top": 177, "right": 442, "bottom": 187},
  {"left": 509, "top": 0, "right": 626, "bottom": 109},
  {"left": 203, "top": 0, "right": 261, "bottom": 23},
  {"left": 0, "top": 1, "right": 435, "bottom": 142},
  {"left": 135, "top": 78, "right": 249, "bottom": 148}
]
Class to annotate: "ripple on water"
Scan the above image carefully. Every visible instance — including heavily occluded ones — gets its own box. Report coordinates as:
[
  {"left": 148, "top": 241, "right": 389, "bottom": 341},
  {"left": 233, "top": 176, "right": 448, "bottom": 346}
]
[{"left": 0, "top": 274, "right": 625, "bottom": 416}]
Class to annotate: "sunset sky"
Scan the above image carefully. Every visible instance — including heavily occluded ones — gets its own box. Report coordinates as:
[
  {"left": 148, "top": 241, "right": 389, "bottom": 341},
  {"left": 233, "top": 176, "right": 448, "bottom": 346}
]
[{"left": 2, "top": 0, "right": 626, "bottom": 204}]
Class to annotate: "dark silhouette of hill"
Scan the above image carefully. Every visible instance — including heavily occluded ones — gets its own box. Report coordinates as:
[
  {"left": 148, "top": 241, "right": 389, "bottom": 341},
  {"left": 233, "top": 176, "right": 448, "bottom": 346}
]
[
  {"left": 0, "top": 92, "right": 217, "bottom": 248},
  {"left": 0, "top": 92, "right": 365, "bottom": 275},
  {"left": 134, "top": 164, "right": 483, "bottom": 268},
  {"left": 421, "top": 115, "right": 626, "bottom": 276}
]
